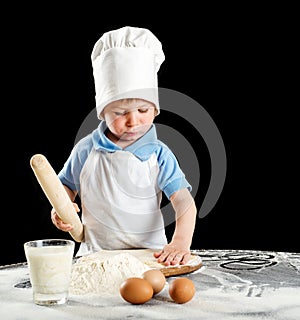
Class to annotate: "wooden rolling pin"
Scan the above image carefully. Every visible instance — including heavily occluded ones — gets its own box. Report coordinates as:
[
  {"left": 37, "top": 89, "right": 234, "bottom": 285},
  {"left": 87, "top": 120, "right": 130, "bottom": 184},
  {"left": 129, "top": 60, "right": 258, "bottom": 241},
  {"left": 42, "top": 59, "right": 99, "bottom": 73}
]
[{"left": 30, "top": 154, "right": 84, "bottom": 242}]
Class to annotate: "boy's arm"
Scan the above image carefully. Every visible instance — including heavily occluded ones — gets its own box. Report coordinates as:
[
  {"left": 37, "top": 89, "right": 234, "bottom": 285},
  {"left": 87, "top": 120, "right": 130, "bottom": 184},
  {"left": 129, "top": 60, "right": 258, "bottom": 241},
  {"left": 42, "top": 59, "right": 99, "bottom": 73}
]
[{"left": 154, "top": 188, "right": 197, "bottom": 266}]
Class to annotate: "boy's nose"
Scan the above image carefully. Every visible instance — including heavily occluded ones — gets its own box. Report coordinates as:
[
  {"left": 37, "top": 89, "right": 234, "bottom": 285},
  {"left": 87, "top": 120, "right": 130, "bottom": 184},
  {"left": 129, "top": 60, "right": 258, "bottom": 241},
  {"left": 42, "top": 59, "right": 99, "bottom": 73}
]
[{"left": 126, "top": 111, "right": 138, "bottom": 126}]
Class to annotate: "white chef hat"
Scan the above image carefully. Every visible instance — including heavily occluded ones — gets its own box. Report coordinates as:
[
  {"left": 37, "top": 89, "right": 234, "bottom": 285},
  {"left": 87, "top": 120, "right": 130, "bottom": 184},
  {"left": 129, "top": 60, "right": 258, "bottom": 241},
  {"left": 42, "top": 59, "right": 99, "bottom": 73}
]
[{"left": 91, "top": 26, "right": 165, "bottom": 119}]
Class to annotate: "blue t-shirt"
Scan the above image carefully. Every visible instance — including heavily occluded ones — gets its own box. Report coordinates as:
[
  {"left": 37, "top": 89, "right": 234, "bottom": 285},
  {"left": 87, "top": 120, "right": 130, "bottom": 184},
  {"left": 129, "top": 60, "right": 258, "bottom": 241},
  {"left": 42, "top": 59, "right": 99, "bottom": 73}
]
[{"left": 58, "top": 121, "right": 191, "bottom": 199}]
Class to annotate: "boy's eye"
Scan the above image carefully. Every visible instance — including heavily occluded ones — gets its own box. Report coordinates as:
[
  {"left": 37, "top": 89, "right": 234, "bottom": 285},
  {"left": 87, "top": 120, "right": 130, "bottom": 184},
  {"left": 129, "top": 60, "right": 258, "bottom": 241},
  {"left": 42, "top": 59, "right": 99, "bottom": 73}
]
[
  {"left": 114, "top": 111, "right": 126, "bottom": 116},
  {"left": 138, "top": 108, "right": 149, "bottom": 113}
]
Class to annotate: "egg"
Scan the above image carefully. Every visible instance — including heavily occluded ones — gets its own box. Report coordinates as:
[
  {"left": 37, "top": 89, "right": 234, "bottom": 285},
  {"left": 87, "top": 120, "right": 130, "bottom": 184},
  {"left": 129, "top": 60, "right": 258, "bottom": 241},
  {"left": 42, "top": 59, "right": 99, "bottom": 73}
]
[
  {"left": 120, "top": 277, "right": 153, "bottom": 304},
  {"left": 168, "top": 277, "right": 196, "bottom": 304},
  {"left": 142, "top": 269, "right": 166, "bottom": 295}
]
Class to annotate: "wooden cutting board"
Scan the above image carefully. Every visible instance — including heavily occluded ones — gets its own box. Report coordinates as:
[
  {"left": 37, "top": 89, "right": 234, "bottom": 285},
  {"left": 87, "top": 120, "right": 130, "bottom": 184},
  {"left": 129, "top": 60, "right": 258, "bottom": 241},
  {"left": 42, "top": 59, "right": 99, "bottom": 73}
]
[
  {"left": 139, "top": 249, "right": 203, "bottom": 277},
  {"left": 77, "top": 248, "right": 202, "bottom": 277},
  {"left": 159, "top": 257, "right": 202, "bottom": 277}
]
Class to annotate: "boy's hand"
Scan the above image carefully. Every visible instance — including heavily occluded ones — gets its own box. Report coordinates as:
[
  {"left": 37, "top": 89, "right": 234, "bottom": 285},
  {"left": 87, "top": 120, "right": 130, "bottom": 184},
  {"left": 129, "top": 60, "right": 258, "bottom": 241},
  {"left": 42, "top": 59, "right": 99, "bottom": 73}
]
[
  {"left": 51, "top": 203, "right": 80, "bottom": 232},
  {"left": 153, "top": 242, "right": 191, "bottom": 266}
]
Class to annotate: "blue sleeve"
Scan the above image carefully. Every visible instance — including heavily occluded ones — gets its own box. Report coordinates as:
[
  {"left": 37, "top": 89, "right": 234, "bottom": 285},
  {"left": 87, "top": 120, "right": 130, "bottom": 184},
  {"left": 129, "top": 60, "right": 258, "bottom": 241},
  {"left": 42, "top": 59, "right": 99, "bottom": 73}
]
[
  {"left": 155, "top": 142, "right": 192, "bottom": 199},
  {"left": 58, "top": 134, "right": 93, "bottom": 193}
]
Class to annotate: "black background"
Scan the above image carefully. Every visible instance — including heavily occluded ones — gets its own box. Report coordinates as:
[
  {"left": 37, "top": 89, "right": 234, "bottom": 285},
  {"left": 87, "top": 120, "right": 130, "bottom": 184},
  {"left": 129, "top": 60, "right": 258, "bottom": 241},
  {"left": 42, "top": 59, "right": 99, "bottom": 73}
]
[{"left": 2, "top": 6, "right": 298, "bottom": 265}]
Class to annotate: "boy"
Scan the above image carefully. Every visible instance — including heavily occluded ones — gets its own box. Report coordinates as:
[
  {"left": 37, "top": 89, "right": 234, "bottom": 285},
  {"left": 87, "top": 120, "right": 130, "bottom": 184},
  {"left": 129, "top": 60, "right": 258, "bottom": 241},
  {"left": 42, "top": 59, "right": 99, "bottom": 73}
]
[{"left": 51, "top": 26, "right": 197, "bottom": 266}]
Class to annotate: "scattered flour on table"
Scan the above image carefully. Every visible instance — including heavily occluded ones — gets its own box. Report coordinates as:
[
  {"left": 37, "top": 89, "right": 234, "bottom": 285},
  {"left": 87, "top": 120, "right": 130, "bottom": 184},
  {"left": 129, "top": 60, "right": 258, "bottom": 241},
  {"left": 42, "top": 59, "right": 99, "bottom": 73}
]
[{"left": 69, "top": 252, "right": 150, "bottom": 296}]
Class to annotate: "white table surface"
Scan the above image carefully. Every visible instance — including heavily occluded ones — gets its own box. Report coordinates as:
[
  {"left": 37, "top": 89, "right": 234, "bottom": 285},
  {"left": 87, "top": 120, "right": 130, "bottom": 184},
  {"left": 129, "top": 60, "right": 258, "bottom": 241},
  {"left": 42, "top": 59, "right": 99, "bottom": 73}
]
[{"left": 1, "top": 249, "right": 299, "bottom": 320}]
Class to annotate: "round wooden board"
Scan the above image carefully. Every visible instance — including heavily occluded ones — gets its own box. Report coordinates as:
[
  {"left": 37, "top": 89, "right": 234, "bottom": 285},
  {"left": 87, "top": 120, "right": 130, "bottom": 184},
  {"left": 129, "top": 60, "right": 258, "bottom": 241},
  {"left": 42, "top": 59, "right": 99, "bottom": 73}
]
[
  {"left": 74, "top": 248, "right": 203, "bottom": 277},
  {"left": 116, "top": 248, "right": 203, "bottom": 277},
  {"left": 158, "top": 254, "right": 203, "bottom": 277}
]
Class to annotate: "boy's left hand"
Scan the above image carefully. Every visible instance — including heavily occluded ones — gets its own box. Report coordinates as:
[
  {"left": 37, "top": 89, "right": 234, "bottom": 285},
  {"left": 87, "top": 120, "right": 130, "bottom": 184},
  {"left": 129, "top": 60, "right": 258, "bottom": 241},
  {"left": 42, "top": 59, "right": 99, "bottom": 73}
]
[{"left": 153, "top": 243, "right": 191, "bottom": 266}]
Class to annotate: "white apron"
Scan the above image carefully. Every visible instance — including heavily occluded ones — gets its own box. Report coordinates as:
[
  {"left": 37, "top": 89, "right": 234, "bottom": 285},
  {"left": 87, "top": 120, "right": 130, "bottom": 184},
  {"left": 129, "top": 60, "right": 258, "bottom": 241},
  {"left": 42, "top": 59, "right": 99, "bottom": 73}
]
[{"left": 77, "top": 148, "right": 168, "bottom": 256}]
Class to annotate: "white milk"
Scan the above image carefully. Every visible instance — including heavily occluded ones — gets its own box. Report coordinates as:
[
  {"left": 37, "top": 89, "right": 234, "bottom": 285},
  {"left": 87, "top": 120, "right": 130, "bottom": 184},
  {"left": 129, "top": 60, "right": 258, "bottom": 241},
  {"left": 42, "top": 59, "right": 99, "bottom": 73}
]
[{"left": 24, "top": 240, "right": 74, "bottom": 305}]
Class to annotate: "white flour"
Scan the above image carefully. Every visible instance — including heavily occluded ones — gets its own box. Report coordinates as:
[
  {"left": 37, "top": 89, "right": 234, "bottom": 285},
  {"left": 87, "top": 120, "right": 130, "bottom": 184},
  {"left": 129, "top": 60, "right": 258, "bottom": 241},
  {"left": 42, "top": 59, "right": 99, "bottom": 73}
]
[{"left": 69, "top": 252, "right": 150, "bottom": 296}]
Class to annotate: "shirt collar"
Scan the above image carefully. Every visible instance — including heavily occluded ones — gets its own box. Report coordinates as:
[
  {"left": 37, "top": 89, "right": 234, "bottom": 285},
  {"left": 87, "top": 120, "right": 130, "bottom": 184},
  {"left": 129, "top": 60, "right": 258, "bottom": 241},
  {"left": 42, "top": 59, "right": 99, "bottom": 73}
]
[{"left": 92, "top": 121, "right": 158, "bottom": 161}]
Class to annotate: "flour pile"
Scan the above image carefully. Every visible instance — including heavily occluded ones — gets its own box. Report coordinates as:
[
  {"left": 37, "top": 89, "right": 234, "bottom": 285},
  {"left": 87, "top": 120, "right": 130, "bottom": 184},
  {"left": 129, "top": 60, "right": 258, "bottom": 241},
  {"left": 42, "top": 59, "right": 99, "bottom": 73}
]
[{"left": 69, "top": 252, "right": 151, "bottom": 296}]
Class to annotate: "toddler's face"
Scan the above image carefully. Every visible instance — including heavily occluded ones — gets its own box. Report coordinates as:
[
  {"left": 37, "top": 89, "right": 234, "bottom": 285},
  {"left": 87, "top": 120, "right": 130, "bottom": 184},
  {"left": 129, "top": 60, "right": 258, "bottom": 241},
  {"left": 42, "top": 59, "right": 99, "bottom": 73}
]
[{"left": 103, "top": 99, "right": 157, "bottom": 146}]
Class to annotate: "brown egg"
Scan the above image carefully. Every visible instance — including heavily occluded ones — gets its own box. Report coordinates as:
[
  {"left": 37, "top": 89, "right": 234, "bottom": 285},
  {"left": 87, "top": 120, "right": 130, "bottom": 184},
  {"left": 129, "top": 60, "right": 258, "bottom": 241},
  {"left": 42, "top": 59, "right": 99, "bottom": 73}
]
[
  {"left": 120, "top": 277, "right": 153, "bottom": 304},
  {"left": 168, "top": 277, "right": 196, "bottom": 304},
  {"left": 142, "top": 269, "right": 166, "bottom": 295}
]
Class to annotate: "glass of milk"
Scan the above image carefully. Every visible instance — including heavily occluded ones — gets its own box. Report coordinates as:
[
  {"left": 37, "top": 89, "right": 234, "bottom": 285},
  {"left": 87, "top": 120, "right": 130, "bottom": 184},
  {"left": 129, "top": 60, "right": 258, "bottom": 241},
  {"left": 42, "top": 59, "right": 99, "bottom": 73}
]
[{"left": 24, "top": 239, "right": 75, "bottom": 305}]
